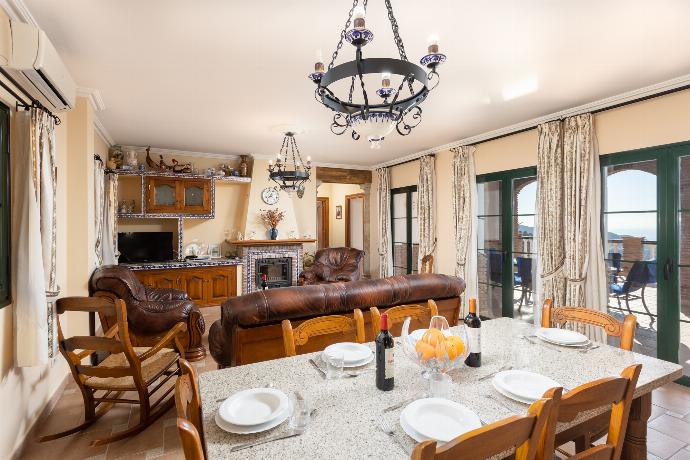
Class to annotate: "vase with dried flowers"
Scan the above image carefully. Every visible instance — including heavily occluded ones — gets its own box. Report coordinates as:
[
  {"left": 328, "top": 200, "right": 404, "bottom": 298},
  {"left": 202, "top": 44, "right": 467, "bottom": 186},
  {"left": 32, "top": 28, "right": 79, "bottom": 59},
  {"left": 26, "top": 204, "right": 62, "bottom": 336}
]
[{"left": 259, "top": 208, "right": 285, "bottom": 240}]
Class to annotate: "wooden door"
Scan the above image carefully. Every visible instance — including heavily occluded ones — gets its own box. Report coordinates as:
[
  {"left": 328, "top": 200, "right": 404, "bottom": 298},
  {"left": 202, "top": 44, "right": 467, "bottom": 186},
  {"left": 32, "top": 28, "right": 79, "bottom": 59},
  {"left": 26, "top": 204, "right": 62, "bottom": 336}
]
[
  {"left": 205, "top": 267, "right": 237, "bottom": 305},
  {"left": 181, "top": 271, "right": 206, "bottom": 305},
  {"left": 146, "top": 177, "right": 180, "bottom": 213},
  {"left": 316, "top": 197, "right": 329, "bottom": 249},
  {"left": 180, "top": 179, "right": 211, "bottom": 214},
  {"left": 345, "top": 193, "right": 365, "bottom": 249}
]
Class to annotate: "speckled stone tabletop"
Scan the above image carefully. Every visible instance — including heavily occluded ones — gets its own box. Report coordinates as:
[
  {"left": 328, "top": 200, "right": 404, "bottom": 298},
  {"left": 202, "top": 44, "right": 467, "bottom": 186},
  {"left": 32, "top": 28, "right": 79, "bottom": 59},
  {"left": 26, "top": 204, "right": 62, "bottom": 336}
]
[{"left": 199, "top": 317, "right": 682, "bottom": 460}]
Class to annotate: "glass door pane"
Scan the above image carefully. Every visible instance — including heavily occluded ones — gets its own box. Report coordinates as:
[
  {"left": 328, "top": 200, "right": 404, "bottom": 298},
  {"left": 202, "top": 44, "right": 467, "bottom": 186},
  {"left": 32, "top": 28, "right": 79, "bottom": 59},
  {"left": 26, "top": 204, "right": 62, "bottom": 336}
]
[
  {"left": 392, "top": 191, "right": 408, "bottom": 275},
  {"left": 477, "top": 180, "right": 502, "bottom": 319},
  {"left": 678, "top": 155, "right": 690, "bottom": 380},
  {"left": 512, "top": 176, "right": 537, "bottom": 322},
  {"left": 603, "top": 160, "right": 658, "bottom": 357}
]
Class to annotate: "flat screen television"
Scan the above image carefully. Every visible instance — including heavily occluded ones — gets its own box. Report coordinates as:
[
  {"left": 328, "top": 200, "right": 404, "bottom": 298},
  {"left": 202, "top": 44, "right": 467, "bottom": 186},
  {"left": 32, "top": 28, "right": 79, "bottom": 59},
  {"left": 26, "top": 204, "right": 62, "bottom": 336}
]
[{"left": 118, "top": 232, "right": 174, "bottom": 263}]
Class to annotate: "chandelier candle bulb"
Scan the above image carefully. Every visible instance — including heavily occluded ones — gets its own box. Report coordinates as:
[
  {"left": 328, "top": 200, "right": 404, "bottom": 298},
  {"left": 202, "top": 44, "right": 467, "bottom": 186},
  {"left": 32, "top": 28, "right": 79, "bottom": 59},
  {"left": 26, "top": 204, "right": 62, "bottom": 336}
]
[
  {"left": 381, "top": 72, "right": 391, "bottom": 88},
  {"left": 353, "top": 5, "right": 366, "bottom": 29},
  {"left": 427, "top": 34, "right": 440, "bottom": 54}
]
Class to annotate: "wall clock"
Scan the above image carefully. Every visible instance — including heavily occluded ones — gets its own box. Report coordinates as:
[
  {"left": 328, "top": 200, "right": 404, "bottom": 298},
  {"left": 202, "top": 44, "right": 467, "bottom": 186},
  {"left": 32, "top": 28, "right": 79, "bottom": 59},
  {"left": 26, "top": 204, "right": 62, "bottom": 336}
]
[{"left": 261, "top": 187, "right": 280, "bottom": 205}]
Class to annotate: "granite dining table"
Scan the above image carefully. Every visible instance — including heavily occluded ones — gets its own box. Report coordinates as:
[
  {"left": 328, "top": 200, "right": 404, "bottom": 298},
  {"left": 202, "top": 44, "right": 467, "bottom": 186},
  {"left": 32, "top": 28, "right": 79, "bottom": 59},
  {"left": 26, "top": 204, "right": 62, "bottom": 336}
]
[{"left": 199, "top": 317, "right": 683, "bottom": 459}]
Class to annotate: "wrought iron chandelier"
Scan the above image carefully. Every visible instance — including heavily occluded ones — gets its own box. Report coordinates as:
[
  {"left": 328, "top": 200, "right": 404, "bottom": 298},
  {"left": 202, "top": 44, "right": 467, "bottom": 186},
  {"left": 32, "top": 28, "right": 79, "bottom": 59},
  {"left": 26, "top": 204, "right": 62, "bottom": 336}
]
[
  {"left": 267, "top": 132, "right": 312, "bottom": 197},
  {"left": 308, "top": 0, "right": 446, "bottom": 149}
]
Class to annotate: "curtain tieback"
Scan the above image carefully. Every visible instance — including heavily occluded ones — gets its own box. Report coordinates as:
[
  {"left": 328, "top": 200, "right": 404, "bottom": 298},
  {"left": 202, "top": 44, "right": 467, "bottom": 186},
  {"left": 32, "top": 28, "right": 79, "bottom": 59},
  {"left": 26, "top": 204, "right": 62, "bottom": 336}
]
[
  {"left": 540, "top": 262, "right": 564, "bottom": 281},
  {"left": 566, "top": 277, "right": 586, "bottom": 284}
]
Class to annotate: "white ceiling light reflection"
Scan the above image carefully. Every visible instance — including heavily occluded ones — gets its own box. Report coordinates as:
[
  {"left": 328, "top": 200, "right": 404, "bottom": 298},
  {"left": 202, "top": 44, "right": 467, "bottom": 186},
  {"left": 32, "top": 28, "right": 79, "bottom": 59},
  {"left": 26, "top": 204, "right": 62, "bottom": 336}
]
[{"left": 501, "top": 76, "right": 539, "bottom": 101}]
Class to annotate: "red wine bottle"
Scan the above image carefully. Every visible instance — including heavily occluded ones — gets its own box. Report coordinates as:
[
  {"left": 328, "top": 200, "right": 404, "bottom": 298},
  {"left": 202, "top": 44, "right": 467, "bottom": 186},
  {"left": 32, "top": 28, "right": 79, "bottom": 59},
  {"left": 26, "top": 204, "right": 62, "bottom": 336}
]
[
  {"left": 375, "top": 313, "right": 394, "bottom": 391},
  {"left": 464, "top": 298, "right": 481, "bottom": 367},
  {"left": 260, "top": 273, "right": 268, "bottom": 290}
]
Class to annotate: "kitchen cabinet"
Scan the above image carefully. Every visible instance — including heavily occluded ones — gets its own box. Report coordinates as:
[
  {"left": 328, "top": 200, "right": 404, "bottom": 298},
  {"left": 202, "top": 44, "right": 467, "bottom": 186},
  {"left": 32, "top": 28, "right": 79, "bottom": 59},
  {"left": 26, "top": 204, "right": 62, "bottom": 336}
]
[{"left": 135, "top": 265, "right": 238, "bottom": 306}]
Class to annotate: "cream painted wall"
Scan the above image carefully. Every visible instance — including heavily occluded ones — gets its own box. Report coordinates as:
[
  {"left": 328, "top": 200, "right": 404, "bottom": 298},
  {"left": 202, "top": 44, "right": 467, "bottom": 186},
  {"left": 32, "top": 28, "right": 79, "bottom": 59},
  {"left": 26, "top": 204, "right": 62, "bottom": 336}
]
[
  {"left": 244, "top": 159, "right": 317, "bottom": 253},
  {"left": 94, "top": 129, "right": 109, "bottom": 158},
  {"left": 317, "top": 183, "right": 363, "bottom": 248},
  {"left": 184, "top": 183, "right": 250, "bottom": 247},
  {"left": 369, "top": 87, "right": 690, "bottom": 279}
]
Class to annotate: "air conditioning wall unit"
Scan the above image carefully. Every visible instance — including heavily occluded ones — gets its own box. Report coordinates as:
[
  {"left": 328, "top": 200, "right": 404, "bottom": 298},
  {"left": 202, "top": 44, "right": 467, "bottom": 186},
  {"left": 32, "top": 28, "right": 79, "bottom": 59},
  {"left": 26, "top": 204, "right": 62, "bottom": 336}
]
[{"left": 0, "top": 14, "right": 76, "bottom": 112}]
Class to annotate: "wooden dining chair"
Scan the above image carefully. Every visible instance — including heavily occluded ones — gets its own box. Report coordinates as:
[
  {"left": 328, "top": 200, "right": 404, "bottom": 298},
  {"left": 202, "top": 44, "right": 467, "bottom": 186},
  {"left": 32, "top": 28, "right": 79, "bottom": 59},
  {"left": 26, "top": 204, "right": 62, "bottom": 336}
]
[
  {"left": 369, "top": 299, "right": 439, "bottom": 337},
  {"left": 175, "top": 358, "right": 205, "bottom": 460},
  {"left": 281, "top": 309, "right": 366, "bottom": 357},
  {"left": 412, "top": 396, "right": 556, "bottom": 460},
  {"left": 540, "top": 364, "right": 642, "bottom": 460},
  {"left": 541, "top": 299, "right": 637, "bottom": 351},
  {"left": 40, "top": 296, "right": 186, "bottom": 446}
]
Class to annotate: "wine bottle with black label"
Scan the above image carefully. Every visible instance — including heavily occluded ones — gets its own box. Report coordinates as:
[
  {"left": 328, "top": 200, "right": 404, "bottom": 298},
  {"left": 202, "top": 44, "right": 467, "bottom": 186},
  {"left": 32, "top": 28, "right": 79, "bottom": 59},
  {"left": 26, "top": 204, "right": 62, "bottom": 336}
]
[
  {"left": 375, "top": 313, "right": 394, "bottom": 391},
  {"left": 464, "top": 298, "right": 481, "bottom": 367}
]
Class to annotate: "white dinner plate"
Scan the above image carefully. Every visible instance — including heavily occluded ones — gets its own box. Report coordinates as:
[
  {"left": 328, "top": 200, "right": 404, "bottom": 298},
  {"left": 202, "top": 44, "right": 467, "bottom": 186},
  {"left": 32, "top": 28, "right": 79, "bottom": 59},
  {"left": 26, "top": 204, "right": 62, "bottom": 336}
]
[
  {"left": 215, "top": 407, "right": 289, "bottom": 434},
  {"left": 399, "top": 412, "right": 428, "bottom": 443},
  {"left": 493, "top": 370, "right": 563, "bottom": 403},
  {"left": 401, "top": 398, "right": 482, "bottom": 443},
  {"left": 218, "top": 388, "right": 288, "bottom": 426},
  {"left": 536, "top": 328, "right": 589, "bottom": 346},
  {"left": 323, "top": 342, "right": 373, "bottom": 367},
  {"left": 491, "top": 380, "right": 534, "bottom": 404}
]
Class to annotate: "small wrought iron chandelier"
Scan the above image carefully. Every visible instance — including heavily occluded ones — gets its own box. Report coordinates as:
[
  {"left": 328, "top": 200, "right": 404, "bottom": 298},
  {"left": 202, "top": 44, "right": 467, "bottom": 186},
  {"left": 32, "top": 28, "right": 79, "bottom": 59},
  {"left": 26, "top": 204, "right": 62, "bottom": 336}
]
[
  {"left": 308, "top": 0, "right": 446, "bottom": 149},
  {"left": 267, "top": 132, "right": 312, "bottom": 197}
]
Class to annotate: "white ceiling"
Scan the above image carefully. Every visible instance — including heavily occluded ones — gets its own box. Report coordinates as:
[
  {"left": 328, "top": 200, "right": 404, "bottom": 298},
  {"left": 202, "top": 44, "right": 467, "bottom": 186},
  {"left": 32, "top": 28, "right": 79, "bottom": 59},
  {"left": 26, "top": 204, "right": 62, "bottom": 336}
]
[{"left": 23, "top": 0, "right": 690, "bottom": 166}]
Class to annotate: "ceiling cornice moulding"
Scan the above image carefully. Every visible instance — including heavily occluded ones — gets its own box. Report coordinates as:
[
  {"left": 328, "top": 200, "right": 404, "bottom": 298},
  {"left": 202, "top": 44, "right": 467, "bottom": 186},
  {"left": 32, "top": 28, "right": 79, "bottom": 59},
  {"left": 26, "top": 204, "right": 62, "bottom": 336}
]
[
  {"left": 76, "top": 87, "right": 106, "bottom": 112},
  {"left": 372, "top": 73, "right": 690, "bottom": 169},
  {"left": 94, "top": 116, "right": 114, "bottom": 146},
  {"left": 0, "top": 0, "right": 37, "bottom": 25},
  {"left": 251, "top": 153, "right": 372, "bottom": 171}
]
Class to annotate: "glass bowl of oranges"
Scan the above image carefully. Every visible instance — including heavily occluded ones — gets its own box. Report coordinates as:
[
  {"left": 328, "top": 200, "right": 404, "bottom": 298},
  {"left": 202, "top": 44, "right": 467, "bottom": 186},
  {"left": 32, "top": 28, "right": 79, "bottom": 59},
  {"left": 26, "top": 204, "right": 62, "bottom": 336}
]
[{"left": 401, "top": 315, "right": 468, "bottom": 376}]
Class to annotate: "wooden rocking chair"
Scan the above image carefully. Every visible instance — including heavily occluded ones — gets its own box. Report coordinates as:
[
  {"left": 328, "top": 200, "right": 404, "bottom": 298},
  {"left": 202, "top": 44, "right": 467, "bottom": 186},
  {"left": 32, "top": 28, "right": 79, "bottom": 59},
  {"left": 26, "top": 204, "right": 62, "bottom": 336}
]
[{"left": 40, "top": 296, "right": 187, "bottom": 446}]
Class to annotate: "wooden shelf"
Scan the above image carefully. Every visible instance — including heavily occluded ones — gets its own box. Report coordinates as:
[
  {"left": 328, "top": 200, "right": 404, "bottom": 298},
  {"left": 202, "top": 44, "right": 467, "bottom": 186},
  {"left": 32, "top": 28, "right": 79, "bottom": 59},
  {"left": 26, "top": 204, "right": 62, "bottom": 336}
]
[
  {"left": 228, "top": 239, "right": 316, "bottom": 246},
  {"left": 111, "top": 169, "right": 251, "bottom": 183}
]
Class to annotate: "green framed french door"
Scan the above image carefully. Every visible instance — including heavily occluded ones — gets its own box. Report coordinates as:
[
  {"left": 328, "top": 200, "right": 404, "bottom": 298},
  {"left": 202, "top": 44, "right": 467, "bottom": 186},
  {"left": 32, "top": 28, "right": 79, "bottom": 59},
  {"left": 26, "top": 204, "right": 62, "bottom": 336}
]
[
  {"left": 601, "top": 140, "right": 690, "bottom": 386},
  {"left": 390, "top": 186, "right": 418, "bottom": 275},
  {"left": 476, "top": 167, "right": 537, "bottom": 321}
]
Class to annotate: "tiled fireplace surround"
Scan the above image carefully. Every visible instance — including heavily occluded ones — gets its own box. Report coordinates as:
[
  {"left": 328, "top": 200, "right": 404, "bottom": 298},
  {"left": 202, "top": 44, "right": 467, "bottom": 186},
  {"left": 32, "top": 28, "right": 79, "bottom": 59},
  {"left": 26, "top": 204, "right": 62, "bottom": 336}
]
[{"left": 239, "top": 243, "right": 304, "bottom": 293}]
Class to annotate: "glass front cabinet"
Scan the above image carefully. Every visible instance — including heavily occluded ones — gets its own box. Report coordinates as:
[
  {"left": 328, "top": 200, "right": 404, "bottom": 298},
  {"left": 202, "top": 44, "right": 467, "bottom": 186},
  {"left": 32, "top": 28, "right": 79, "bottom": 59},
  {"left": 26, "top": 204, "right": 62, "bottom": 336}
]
[{"left": 146, "top": 177, "right": 212, "bottom": 215}]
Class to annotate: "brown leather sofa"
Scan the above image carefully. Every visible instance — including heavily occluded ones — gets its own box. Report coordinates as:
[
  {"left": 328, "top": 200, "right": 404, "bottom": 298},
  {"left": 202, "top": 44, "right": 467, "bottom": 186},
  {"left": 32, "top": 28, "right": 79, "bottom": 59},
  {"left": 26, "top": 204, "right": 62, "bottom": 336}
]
[
  {"left": 89, "top": 265, "right": 206, "bottom": 361},
  {"left": 298, "top": 247, "right": 364, "bottom": 285},
  {"left": 209, "top": 273, "right": 465, "bottom": 367}
]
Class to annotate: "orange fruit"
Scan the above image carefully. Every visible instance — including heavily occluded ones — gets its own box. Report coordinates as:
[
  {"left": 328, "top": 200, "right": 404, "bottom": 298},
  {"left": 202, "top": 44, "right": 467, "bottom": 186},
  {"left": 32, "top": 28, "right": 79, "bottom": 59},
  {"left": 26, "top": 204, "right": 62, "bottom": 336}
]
[
  {"left": 421, "top": 328, "right": 445, "bottom": 347},
  {"left": 415, "top": 341, "right": 435, "bottom": 362},
  {"left": 434, "top": 339, "right": 447, "bottom": 360},
  {"left": 445, "top": 336, "right": 464, "bottom": 361}
]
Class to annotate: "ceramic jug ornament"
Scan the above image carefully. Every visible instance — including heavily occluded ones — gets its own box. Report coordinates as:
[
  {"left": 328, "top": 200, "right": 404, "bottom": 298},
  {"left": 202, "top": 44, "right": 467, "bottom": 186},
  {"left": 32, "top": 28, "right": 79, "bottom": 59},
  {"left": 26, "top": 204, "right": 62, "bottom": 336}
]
[{"left": 125, "top": 150, "right": 138, "bottom": 168}]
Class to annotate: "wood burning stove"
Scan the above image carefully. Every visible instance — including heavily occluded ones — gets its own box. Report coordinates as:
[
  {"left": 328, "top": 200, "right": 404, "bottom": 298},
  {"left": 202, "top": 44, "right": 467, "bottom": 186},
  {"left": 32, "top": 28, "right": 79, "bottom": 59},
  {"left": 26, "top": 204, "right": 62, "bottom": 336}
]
[{"left": 255, "top": 257, "right": 292, "bottom": 289}]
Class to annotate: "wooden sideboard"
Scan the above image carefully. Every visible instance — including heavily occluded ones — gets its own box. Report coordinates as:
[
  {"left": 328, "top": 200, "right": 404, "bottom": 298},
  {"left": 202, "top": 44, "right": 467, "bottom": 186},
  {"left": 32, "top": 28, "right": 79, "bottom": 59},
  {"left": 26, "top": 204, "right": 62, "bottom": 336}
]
[{"left": 133, "top": 265, "right": 237, "bottom": 307}]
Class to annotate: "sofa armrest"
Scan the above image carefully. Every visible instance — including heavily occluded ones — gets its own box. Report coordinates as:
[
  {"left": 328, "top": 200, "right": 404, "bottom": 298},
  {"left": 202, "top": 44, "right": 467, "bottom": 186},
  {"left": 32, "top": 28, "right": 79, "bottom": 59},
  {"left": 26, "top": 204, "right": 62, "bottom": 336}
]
[{"left": 298, "top": 269, "right": 322, "bottom": 286}]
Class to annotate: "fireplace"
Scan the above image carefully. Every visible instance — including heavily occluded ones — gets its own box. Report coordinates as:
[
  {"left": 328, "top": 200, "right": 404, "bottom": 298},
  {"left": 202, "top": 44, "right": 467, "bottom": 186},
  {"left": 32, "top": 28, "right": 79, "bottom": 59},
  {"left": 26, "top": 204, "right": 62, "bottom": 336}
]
[{"left": 255, "top": 257, "right": 292, "bottom": 289}]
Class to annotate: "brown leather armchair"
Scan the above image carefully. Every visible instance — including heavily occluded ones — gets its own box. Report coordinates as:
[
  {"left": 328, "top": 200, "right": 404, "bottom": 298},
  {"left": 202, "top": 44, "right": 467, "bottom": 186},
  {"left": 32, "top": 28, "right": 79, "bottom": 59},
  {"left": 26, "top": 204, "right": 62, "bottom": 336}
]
[
  {"left": 298, "top": 247, "right": 364, "bottom": 285},
  {"left": 89, "top": 265, "right": 206, "bottom": 361}
]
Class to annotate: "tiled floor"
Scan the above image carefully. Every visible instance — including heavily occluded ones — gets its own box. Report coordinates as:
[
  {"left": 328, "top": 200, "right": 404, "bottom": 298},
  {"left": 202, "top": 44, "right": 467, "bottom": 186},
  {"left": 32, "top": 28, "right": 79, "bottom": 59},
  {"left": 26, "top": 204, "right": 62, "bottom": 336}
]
[{"left": 16, "top": 306, "right": 690, "bottom": 459}]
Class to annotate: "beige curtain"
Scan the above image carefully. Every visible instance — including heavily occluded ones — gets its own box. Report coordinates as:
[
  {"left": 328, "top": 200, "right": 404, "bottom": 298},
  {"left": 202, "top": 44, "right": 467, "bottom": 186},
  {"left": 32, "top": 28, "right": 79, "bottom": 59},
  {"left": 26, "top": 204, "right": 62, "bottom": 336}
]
[
  {"left": 94, "top": 157, "right": 105, "bottom": 266},
  {"left": 13, "top": 108, "right": 59, "bottom": 366},
  {"left": 102, "top": 173, "right": 119, "bottom": 265},
  {"left": 95, "top": 160, "right": 118, "bottom": 266},
  {"left": 451, "top": 146, "right": 478, "bottom": 315},
  {"left": 376, "top": 167, "right": 393, "bottom": 278},
  {"left": 563, "top": 114, "right": 608, "bottom": 340},
  {"left": 417, "top": 155, "right": 436, "bottom": 271},
  {"left": 536, "top": 121, "right": 566, "bottom": 320},
  {"left": 536, "top": 114, "right": 607, "bottom": 340}
]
